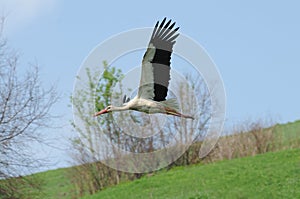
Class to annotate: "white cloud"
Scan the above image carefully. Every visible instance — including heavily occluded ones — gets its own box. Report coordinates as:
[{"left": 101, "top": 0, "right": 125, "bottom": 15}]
[{"left": 1, "top": 0, "right": 58, "bottom": 35}]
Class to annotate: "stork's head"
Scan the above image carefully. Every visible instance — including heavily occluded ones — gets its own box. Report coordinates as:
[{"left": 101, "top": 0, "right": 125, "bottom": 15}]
[{"left": 93, "top": 105, "right": 112, "bottom": 116}]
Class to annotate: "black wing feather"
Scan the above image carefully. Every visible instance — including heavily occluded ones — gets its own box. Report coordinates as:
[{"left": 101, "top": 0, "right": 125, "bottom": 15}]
[
  {"left": 160, "top": 22, "right": 175, "bottom": 40},
  {"left": 150, "top": 21, "right": 159, "bottom": 40},
  {"left": 148, "top": 18, "right": 179, "bottom": 101}
]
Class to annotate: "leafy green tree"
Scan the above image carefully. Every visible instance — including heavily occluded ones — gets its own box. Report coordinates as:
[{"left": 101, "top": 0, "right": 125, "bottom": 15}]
[{"left": 70, "top": 61, "right": 130, "bottom": 196}]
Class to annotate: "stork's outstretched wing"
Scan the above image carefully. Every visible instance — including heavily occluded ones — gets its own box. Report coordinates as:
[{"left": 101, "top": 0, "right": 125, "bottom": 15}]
[{"left": 138, "top": 18, "right": 179, "bottom": 101}]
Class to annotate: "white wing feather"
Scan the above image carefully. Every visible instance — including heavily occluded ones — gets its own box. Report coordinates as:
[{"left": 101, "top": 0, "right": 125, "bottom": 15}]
[{"left": 138, "top": 43, "right": 156, "bottom": 99}]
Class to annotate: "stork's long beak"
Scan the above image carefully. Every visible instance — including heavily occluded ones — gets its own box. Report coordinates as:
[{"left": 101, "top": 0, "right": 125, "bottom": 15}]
[{"left": 93, "top": 109, "right": 108, "bottom": 117}]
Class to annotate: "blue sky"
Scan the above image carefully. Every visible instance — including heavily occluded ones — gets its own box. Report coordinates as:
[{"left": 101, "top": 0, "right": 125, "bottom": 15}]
[{"left": 2, "top": 0, "right": 300, "bottom": 170}]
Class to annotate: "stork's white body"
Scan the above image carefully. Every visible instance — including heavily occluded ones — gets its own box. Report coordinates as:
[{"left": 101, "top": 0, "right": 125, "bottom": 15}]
[{"left": 127, "top": 97, "right": 164, "bottom": 113}]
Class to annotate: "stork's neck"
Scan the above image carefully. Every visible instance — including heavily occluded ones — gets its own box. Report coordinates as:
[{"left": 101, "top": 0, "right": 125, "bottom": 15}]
[{"left": 111, "top": 104, "right": 130, "bottom": 112}]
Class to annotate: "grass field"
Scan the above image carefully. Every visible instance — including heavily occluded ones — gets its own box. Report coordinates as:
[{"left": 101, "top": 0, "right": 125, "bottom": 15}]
[
  {"left": 32, "top": 168, "right": 74, "bottom": 199},
  {"left": 81, "top": 149, "right": 300, "bottom": 199},
  {"left": 1, "top": 120, "right": 299, "bottom": 199}
]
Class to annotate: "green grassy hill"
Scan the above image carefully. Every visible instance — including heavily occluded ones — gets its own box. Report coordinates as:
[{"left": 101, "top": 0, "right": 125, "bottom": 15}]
[
  {"left": 81, "top": 149, "right": 300, "bottom": 199},
  {"left": 33, "top": 148, "right": 300, "bottom": 199},
  {"left": 1, "top": 120, "right": 299, "bottom": 199},
  {"left": 32, "top": 168, "right": 74, "bottom": 199}
]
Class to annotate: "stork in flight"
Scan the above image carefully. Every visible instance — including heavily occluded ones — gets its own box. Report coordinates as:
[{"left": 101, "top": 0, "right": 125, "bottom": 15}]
[{"left": 94, "top": 18, "right": 194, "bottom": 119}]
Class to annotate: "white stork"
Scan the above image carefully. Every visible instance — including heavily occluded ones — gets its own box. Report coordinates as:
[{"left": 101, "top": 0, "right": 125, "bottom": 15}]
[{"left": 94, "top": 18, "right": 194, "bottom": 119}]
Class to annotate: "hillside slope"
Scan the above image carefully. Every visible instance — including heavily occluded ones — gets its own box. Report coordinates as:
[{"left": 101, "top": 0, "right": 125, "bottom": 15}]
[
  {"left": 82, "top": 149, "right": 300, "bottom": 199},
  {"left": 2, "top": 120, "right": 299, "bottom": 198}
]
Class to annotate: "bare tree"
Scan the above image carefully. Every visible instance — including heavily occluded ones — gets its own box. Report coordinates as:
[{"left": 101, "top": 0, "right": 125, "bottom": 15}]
[
  {"left": 163, "top": 74, "right": 212, "bottom": 167},
  {"left": 0, "top": 18, "right": 58, "bottom": 198}
]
